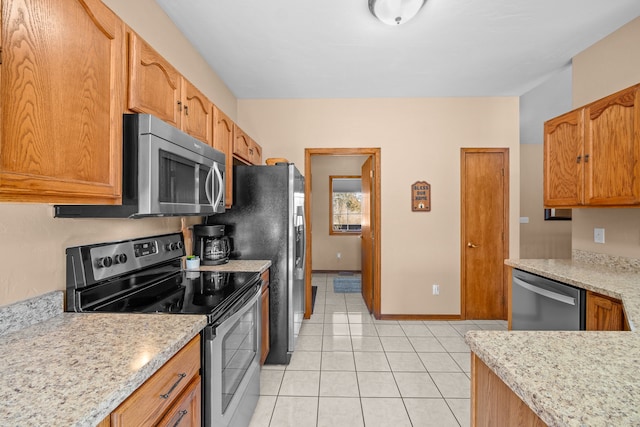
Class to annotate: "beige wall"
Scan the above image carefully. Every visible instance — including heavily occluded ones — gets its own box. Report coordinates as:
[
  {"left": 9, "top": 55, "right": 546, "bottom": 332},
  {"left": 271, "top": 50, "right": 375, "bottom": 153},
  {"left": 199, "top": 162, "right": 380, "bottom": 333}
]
[
  {"left": 571, "top": 17, "right": 640, "bottom": 258},
  {"left": 519, "top": 145, "right": 572, "bottom": 258},
  {"left": 238, "top": 98, "right": 520, "bottom": 315},
  {"left": 310, "top": 156, "right": 368, "bottom": 271},
  {"left": 0, "top": 0, "right": 230, "bottom": 306}
]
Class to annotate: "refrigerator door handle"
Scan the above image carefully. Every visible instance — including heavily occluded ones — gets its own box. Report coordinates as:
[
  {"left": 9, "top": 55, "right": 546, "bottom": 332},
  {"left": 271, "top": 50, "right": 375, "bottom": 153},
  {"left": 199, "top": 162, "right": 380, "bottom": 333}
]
[{"left": 295, "top": 205, "right": 306, "bottom": 279}]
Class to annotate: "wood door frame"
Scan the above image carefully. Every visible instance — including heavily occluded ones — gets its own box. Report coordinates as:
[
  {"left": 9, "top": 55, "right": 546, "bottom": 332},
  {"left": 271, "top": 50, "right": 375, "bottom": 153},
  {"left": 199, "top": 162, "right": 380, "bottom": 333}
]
[
  {"left": 304, "top": 148, "right": 382, "bottom": 319},
  {"left": 460, "top": 148, "right": 510, "bottom": 320}
]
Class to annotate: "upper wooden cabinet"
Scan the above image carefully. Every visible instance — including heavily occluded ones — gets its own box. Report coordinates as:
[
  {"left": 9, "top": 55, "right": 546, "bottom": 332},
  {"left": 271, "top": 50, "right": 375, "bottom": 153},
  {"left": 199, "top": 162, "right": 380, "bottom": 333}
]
[
  {"left": 544, "top": 84, "right": 640, "bottom": 207},
  {"left": 544, "top": 109, "right": 584, "bottom": 206},
  {"left": 585, "top": 85, "right": 640, "bottom": 205},
  {"left": 0, "top": 0, "right": 125, "bottom": 203},
  {"left": 128, "top": 32, "right": 213, "bottom": 146},
  {"left": 128, "top": 31, "right": 182, "bottom": 128},
  {"left": 233, "top": 124, "right": 262, "bottom": 165},
  {"left": 213, "top": 106, "right": 234, "bottom": 207},
  {"left": 181, "top": 79, "right": 213, "bottom": 146}
]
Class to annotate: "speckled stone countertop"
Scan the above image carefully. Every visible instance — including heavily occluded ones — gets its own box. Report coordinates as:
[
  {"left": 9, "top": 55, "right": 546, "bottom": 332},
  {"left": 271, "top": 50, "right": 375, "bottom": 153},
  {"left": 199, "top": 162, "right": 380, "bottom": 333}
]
[
  {"left": 0, "top": 291, "right": 208, "bottom": 427},
  {"left": 187, "top": 259, "right": 271, "bottom": 273},
  {"left": 465, "top": 256, "right": 640, "bottom": 427}
]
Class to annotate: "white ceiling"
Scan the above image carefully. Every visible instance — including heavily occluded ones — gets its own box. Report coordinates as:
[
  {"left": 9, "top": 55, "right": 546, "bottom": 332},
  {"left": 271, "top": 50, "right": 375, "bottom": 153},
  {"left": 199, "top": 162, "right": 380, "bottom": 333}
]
[{"left": 155, "top": 0, "right": 640, "bottom": 99}]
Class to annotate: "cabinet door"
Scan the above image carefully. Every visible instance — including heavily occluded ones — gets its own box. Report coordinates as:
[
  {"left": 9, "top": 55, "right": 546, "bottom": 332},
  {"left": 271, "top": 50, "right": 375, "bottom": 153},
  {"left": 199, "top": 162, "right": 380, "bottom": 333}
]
[
  {"left": 586, "top": 291, "right": 624, "bottom": 331},
  {"left": 128, "top": 32, "right": 182, "bottom": 128},
  {"left": 233, "top": 124, "right": 252, "bottom": 164},
  {"left": 251, "top": 140, "right": 263, "bottom": 165},
  {"left": 0, "top": 0, "right": 124, "bottom": 203},
  {"left": 584, "top": 85, "right": 640, "bottom": 205},
  {"left": 543, "top": 109, "right": 584, "bottom": 207},
  {"left": 213, "top": 106, "right": 234, "bottom": 208},
  {"left": 182, "top": 79, "right": 213, "bottom": 146}
]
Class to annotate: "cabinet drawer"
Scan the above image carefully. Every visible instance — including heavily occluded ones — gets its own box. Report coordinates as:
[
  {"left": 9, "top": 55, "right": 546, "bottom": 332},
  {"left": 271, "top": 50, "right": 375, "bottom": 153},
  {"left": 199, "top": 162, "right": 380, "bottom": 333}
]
[
  {"left": 157, "top": 376, "right": 201, "bottom": 427},
  {"left": 111, "top": 335, "right": 201, "bottom": 426}
]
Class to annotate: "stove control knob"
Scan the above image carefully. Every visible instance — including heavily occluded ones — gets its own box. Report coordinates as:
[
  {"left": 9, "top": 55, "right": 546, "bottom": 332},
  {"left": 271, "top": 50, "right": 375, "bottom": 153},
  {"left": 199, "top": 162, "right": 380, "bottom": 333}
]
[
  {"left": 97, "top": 256, "right": 113, "bottom": 268},
  {"left": 114, "top": 253, "right": 128, "bottom": 264},
  {"left": 165, "top": 243, "right": 175, "bottom": 251},
  {"left": 176, "top": 241, "right": 183, "bottom": 250}
]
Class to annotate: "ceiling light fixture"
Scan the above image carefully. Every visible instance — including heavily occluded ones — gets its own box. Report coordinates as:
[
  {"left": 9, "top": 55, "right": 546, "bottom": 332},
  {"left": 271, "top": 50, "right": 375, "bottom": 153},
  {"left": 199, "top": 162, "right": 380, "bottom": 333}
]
[{"left": 368, "top": 0, "right": 426, "bottom": 26}]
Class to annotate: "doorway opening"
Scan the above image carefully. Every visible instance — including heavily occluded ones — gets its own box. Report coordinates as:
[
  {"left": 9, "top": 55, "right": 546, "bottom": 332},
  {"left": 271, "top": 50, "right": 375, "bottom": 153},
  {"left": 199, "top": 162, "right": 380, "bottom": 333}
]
[{"left": 304, "top": 148, "right": 382, "bottom": 319}]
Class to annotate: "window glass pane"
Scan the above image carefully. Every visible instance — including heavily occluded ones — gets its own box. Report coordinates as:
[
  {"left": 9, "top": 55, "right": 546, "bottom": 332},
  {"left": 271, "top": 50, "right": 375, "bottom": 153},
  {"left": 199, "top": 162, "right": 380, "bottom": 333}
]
[{"left": 330, "top": 177, "right": 362, "bottom": 234}]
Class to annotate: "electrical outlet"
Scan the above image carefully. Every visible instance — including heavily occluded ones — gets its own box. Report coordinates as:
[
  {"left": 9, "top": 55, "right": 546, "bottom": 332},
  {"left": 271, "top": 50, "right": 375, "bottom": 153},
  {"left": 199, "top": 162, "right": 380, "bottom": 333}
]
[
  {"left": 594, "top": 228, "right": 605, "bottom": 244},
  {"left": 336, "top": 252, "right": 341, "bottom": 259},
  {"left": 432, "top": 284, "right": 439, "bottom": 295}
]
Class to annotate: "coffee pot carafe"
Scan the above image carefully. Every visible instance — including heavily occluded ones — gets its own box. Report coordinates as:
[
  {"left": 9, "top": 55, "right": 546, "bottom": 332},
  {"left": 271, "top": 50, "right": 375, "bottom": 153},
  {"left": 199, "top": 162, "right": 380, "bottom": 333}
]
[{"left": 193, "top": 224, "right": 230, "bottom": 265}]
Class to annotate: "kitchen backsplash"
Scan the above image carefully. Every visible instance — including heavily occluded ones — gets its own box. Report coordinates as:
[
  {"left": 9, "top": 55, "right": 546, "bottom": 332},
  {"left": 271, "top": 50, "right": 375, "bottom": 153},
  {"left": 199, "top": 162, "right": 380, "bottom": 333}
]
[
  {"left": 0, "top": 203, "right": 186, "bottom": 306},
  {"left": 573, "top": 249, "right": 640, "bottom": 272}
]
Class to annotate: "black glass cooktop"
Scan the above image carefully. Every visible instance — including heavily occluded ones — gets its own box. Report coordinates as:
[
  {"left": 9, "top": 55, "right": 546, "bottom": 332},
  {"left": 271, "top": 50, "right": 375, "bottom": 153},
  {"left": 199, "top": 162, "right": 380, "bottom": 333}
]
[{"left": 78, "top": 265, "right": 260, "bottom": 323}]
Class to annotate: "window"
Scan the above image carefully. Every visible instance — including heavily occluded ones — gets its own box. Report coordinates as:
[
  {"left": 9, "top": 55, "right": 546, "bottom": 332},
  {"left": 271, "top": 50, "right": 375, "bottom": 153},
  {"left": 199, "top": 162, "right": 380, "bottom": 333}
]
[{"left": 330, "top": 176, "right": 362, "bottom": 234}]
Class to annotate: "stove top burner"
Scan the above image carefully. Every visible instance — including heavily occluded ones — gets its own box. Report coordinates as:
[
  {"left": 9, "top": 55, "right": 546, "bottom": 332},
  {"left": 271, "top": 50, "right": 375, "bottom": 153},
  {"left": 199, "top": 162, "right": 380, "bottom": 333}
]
[{"left": 66, "top": 233, "right": 261, "bottom": 323}]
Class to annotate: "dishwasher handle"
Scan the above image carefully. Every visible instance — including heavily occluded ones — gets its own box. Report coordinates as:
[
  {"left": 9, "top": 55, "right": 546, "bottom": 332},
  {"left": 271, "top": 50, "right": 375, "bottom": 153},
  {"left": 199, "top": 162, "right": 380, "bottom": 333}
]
[{"left": 512, "top": 276, "right": 576, "bottom": 306}]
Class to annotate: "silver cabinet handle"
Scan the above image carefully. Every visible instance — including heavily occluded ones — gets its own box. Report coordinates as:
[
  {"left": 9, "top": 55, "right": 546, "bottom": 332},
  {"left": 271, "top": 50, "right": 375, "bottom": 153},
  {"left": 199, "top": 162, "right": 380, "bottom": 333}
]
[
  {"left": 171, "top": 409, "right": 188, "bottom": 427},
  {"left": 512, "top": 277, "right": 576, "bottom": 306},
  {"left": 160, "top": 373, "right": 187, "bottom": 399}
]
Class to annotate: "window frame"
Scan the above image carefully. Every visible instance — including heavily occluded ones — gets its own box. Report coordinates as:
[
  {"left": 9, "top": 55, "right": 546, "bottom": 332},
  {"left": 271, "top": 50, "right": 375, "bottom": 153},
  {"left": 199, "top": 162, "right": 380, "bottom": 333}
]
[{"left": 329, "top": 175, "right": 362, "bottom": 236}]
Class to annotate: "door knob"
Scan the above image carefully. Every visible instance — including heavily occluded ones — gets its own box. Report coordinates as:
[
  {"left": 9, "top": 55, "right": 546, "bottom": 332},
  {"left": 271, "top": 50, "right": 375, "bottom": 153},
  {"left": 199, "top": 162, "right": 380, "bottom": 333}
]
[{"left": 467, "top": 242, "right": 479, "bottom": 248}]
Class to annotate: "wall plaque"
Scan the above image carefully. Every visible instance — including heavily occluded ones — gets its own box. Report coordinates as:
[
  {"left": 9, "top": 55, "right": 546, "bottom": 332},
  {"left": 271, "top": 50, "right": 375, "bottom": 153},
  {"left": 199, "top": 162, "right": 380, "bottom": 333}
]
[{"left": 411, "top": 181, "right": 431, "bottom": 211}]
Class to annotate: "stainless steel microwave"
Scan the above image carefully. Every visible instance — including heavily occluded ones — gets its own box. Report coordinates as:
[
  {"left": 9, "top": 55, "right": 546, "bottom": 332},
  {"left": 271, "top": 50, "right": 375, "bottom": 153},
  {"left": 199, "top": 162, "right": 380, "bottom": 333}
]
[{"left": 55, "top": 114, "right": 225, "bottom": 218}]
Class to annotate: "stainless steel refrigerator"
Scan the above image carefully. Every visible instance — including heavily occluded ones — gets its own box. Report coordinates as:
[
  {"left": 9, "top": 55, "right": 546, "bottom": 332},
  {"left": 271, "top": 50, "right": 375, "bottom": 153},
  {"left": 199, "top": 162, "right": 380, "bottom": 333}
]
[{"left": 209, "top": 163, "right": 305, "bottom": 364}]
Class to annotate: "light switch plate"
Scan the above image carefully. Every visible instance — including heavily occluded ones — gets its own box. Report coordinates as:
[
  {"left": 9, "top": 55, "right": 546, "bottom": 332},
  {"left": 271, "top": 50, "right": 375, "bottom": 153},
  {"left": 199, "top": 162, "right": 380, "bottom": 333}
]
[{"left": 594, "top": 228, "right": 605, "bottom": 244}]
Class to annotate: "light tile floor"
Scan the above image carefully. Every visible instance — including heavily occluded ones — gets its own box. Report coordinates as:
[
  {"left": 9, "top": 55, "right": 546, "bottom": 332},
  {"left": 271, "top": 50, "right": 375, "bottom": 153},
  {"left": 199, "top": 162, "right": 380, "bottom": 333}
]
[{"left": 249, "top": 273, "right": 507, "bottom": 427}]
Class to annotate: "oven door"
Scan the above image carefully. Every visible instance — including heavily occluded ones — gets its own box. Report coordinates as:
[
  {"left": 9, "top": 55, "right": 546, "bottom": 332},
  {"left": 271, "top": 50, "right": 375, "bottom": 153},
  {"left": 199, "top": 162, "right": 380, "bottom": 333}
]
[
  {"left": 205, "top": 285, "right": 261, "bottom": 427},
  {"left": 141, "top": 132, "right": 225, "bottom": 216}
]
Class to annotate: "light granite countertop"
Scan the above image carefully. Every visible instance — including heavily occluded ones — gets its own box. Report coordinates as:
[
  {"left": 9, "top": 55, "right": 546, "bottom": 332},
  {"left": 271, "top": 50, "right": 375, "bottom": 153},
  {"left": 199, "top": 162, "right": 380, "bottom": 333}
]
[
  {"left": 0, "top": 291, "right": 208, "bottom": 427},
  {"left": 186, "top": 259, "right": 271, "bottom": 273},
  {"left": 465, "top": 255, "right": 640, "bottom": 427}
]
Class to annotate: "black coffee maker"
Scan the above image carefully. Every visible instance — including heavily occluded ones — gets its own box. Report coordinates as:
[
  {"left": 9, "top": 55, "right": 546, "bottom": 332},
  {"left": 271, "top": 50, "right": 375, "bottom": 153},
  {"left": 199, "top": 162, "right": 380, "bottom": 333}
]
[{"left": 193, "top": 224, "right": 230, "bottom": 265}]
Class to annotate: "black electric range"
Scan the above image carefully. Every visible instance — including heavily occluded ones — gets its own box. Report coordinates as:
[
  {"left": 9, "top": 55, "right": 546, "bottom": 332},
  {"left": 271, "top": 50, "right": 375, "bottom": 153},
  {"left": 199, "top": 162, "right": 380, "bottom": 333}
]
[{"left": 65, "top": 232, "right": 261, "bottom": 324}]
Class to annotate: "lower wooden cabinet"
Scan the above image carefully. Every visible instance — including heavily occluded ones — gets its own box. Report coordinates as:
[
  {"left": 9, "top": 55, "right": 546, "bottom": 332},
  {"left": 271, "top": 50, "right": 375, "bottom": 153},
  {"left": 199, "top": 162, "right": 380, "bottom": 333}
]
[
  {"left": 586, "top": 291, "right": 628, "bottom": 331},
  {"left": 260, "top": 269, "right": 270, "bottom": 365},
  {"left": 157, "top": 376, "right": 201, "bottom": 427},
  {"left": 471, "top": 353, "right": 546, "bottom": 427},
  {"left": 101, "top": 334, "right": 201, "bottom": 426}
]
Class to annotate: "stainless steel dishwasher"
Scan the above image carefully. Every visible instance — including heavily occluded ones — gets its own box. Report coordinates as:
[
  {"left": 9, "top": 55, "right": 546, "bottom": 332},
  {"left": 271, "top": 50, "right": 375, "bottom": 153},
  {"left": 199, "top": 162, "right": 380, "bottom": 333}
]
[{"left": 511, "top": 269, "right": 586, "bottom": 330}]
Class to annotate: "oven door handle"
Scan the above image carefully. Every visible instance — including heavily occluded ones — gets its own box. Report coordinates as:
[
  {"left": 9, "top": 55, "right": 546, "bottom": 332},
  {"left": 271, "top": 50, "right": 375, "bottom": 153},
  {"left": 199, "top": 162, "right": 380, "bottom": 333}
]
[
  {"left": 512, "top": 277, "right": 576, "bottom": 306},
  {"left": 213, "top": 284, "right": 261, "bottom": 332}
]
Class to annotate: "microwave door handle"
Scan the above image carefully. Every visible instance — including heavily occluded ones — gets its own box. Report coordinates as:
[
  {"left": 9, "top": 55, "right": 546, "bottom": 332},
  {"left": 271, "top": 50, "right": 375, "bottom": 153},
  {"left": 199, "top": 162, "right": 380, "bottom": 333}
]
[
  {"left": 205, "top": 166, "right": 213, "bottom": 204},
  {"left": 213, "top": 162, "right": 223, "bottom": 209}
]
